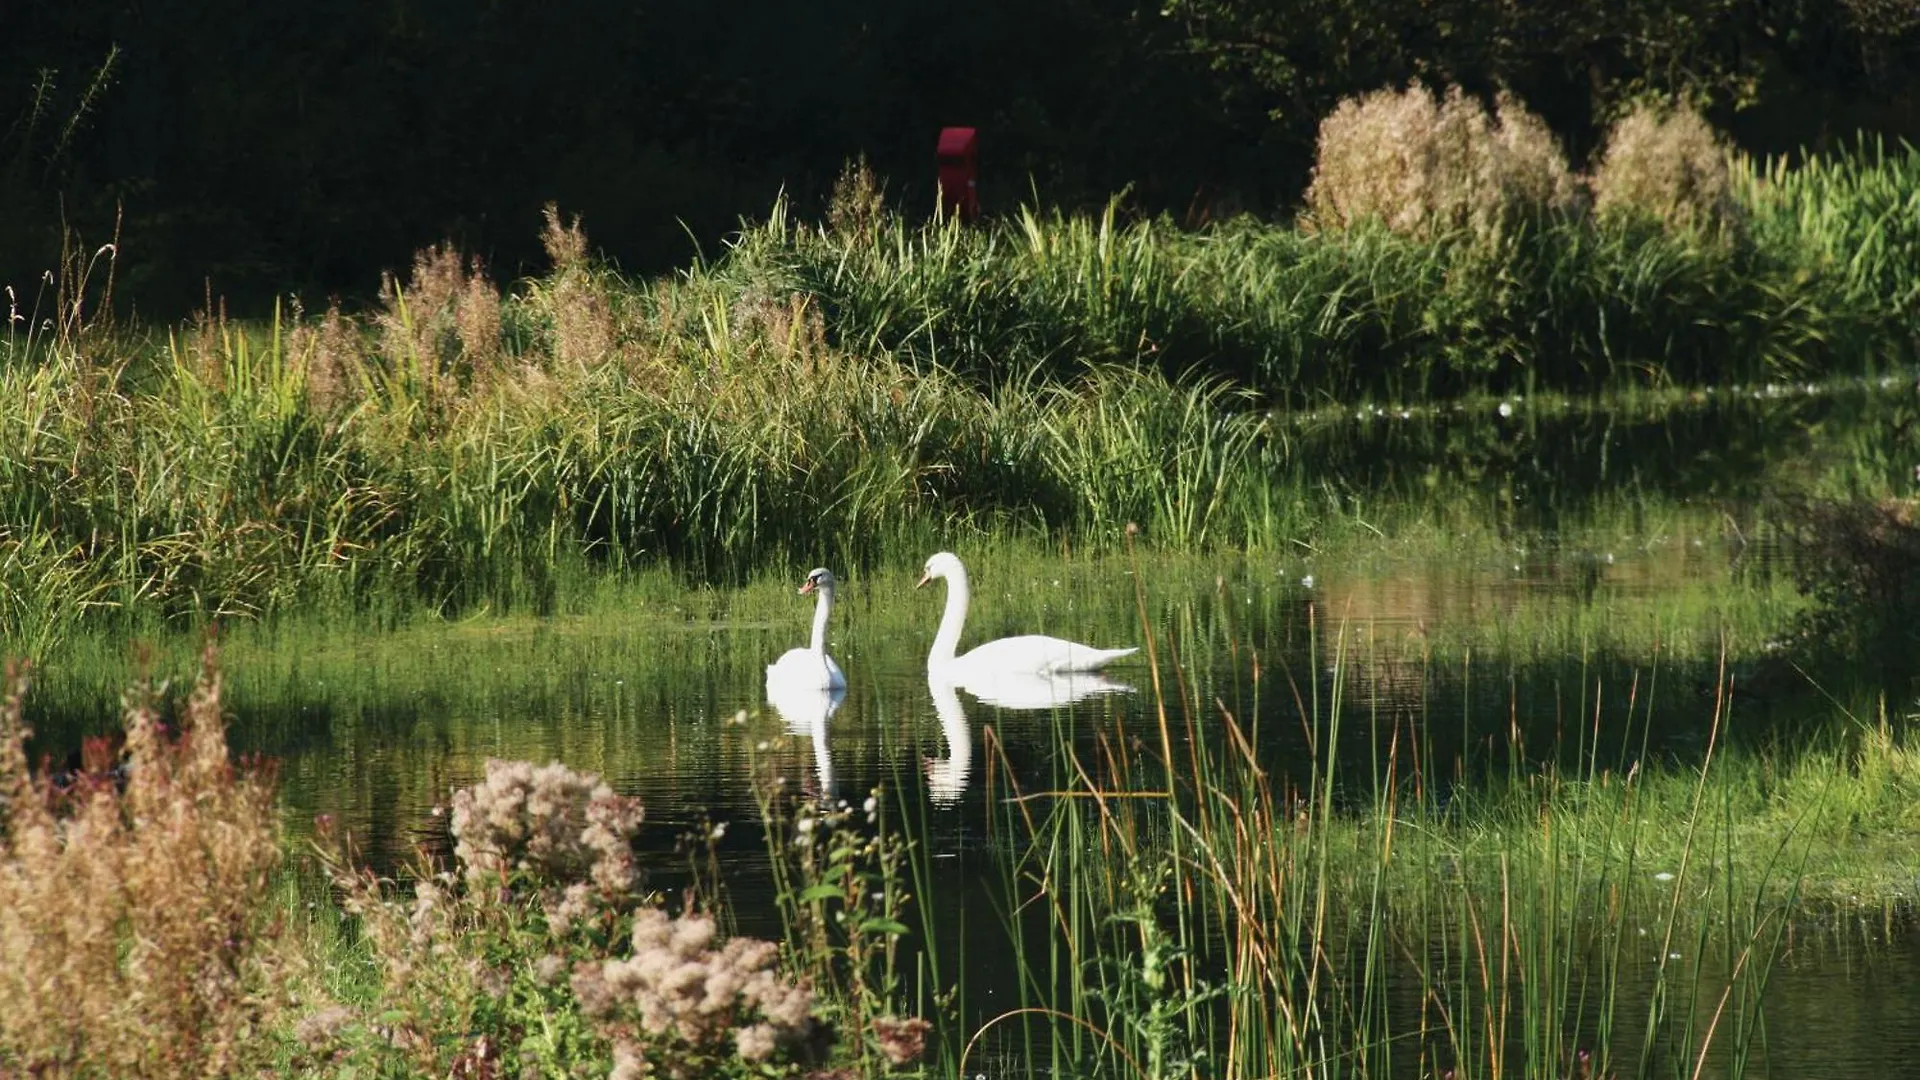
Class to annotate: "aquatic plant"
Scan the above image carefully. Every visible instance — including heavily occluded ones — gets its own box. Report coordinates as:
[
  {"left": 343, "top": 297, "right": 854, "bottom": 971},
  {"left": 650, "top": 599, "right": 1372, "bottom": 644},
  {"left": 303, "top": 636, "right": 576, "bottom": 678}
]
[
  {"left": 1, "top": 130, "right": 1917, "bottom": 649},
  {"left": 758, "top": 779, "right": 944, "bottom": 1075},
  {"left": 953, "top": 539, "right": 1826, "bottom": 1079}
]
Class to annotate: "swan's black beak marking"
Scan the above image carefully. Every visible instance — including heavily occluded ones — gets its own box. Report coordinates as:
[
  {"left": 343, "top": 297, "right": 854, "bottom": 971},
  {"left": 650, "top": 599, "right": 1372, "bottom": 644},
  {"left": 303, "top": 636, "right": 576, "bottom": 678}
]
[{"left": 798, "top": 579, "right": 817, "bottom": 595}]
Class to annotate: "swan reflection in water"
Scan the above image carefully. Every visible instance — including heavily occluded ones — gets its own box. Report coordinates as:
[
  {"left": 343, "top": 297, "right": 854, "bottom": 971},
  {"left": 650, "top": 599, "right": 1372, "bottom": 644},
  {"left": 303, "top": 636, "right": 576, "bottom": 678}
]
[
  {"left": 925, "top": 670, "right": 1134, "bottom": 806},
  {"left": 764, "top": 681, "right": 847, "bottom": 798}
]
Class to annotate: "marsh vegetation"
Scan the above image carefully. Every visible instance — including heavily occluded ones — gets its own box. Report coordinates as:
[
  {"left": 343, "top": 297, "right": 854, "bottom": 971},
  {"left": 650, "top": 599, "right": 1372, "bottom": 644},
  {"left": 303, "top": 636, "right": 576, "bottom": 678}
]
[{"left": 4, "top": 88, "right": 1920, "bottom": 1078}]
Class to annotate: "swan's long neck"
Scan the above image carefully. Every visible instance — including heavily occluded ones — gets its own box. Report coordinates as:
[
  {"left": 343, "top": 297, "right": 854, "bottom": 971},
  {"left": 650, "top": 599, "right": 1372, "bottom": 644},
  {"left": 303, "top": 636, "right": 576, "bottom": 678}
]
[
  {"left": 808, "top": 584, "right": 834, "bottom": 656},
  {"left": 929, "top": 567, "right": 970, "bottom": 668}
]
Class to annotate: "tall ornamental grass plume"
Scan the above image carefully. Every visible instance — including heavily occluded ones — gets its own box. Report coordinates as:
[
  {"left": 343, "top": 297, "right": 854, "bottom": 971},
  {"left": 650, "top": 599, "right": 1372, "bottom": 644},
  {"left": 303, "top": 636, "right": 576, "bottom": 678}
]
[
  {"left": 375, "top": 242, "right": 506, "bottom": 402},
  {"left": 531, "top": 202, "right": 617, "bottom": 370},
  {"left": 0, "top": 647, "right": 285, "bottom": 1079},
  {"left": 1305, "top": 84, "right": 1578, "bottom": 242},
  {"left": 1591, "top": 102, "right": 1741, "bottom": 237}
]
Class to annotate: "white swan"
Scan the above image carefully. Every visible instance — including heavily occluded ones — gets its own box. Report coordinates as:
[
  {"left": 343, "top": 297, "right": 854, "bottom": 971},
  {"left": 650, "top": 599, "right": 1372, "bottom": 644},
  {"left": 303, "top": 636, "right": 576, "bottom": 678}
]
[
  {"left": 766, "top": 681, "right": 845, "bottom": 796},
  {"left": 917, "top": 551, "right": 1136, "bottom": 679},
  {"left": 765, "top": 568, "right": 847, "bottom": 691}
]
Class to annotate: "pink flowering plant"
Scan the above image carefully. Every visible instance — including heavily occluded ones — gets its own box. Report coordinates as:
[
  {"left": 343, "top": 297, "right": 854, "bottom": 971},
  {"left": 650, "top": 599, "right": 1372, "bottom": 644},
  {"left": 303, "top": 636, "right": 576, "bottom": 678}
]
[{"left": 300, "top": 755, "right": 937, "bottom": 1078}]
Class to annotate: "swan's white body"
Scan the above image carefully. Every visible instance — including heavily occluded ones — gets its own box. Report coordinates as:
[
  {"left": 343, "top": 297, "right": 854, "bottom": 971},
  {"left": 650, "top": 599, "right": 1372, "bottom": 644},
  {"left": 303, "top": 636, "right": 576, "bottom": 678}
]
[
  {"left": 765, "top": 568, "right": 847, "bottom": 691},
  {"left": 766, "top": 681, "right": 845, "bottom": 795},
  {"left": 917, "top": 552, "right": 1136, "bottom": 680}
]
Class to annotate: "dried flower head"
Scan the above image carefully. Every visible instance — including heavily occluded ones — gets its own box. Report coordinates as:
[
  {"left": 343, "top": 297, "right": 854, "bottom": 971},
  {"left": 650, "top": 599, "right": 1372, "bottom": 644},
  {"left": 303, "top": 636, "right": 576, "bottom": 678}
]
[
  {"left": 575, "top": 908, "right": 815, "bottom": 1076},
  {"left": 449, "top": 758, "right": 644, "bottom": 896}
]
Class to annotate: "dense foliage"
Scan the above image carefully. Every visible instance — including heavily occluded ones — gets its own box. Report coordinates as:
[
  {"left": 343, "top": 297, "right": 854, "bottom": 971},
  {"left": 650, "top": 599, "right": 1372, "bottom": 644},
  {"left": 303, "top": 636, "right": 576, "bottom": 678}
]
[{"left": 4, "top": 0, "right": 1918, "bottom": 313}]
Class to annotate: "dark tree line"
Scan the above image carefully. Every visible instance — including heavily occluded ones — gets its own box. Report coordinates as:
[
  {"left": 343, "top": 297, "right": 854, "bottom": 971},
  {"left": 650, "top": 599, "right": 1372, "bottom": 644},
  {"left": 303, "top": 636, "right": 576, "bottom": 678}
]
[{"left": 5, "top": 0, "right": 1917, "bottom": 317}]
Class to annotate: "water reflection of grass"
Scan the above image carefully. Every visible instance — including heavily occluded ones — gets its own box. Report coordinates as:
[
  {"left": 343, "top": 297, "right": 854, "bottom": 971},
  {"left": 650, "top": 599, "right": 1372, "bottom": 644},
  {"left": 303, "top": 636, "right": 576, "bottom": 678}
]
[{"left": 14, "top": 532, "right": 1825, "bottom": 849}]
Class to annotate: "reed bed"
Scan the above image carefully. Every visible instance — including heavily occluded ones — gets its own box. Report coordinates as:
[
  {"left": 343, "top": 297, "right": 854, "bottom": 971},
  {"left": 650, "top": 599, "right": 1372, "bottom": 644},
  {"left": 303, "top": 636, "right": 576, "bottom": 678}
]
[
  {"left": 748, "top": 139, "right": 1919, "bottom": 402},
  {"left": 953, "top": 573, "right": 1920, "bottom": 1079},
  {"left": 3, "top": 141, "right": 1917, "bottom": 652}
]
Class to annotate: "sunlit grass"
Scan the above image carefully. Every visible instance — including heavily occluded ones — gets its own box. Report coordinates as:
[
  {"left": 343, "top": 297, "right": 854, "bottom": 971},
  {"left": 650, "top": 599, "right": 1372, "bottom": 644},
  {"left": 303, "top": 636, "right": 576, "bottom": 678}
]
[{"left": 3, "top": 142, "right": 1917, "bottom": 651}]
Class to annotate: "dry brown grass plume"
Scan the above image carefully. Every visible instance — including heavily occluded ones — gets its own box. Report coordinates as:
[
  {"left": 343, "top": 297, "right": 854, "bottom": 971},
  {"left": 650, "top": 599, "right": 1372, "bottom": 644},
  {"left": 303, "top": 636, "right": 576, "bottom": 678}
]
[
  {"left": 0, "top": 647, "right": 284, "bottom": 1078},
  {"left": 1590, "top": 102, "right": 1741, "bottom": 237},
  {"left": 1306, "top": 84, "right": 1578, "bottom": 242}
]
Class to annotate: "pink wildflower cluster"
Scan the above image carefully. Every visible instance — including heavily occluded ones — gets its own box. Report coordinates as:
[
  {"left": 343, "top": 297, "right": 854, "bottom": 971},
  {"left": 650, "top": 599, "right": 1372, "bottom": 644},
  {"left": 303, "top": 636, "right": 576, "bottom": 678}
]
[
  {"left": 573, "top": 908, "right": 816, "bottom": 1077},
  {"left": 450, "top": 758, "right": 643, "bottom": 896}
]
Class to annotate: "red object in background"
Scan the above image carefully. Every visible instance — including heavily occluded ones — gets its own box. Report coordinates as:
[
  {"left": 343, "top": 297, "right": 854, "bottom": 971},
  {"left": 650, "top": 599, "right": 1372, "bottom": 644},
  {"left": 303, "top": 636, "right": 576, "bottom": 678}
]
[{"left": 937, "top": 127, "right": 980, "bottom": 221}]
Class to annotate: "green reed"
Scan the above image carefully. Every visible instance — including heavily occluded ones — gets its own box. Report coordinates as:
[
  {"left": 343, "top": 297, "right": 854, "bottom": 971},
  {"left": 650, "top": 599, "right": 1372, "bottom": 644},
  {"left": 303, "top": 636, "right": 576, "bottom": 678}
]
[
  {"left": 944, "top": 546, "right": 1907, "bottom": 1079},
  {"left": 3, "top": 141, "right": 1918, "bottom": 651},
  {"left": 743, "top": 142, "right": 1919, "bottom": 403}
]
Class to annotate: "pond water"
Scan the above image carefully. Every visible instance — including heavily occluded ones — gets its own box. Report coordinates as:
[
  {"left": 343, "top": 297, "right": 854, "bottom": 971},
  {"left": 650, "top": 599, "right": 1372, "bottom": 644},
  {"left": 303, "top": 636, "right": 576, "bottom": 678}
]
[
  {"left": 203, "top": 538, "right": 1789, "bottom": 870},
  {"left": 12, "top": 375, "right": 1920, "bottom": 1077}
]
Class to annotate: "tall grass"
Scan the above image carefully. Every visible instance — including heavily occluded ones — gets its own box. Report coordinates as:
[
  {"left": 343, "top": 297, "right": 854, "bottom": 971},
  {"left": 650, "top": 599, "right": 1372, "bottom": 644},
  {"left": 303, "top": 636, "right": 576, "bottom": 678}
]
[
  {"left": 959, "top": 578, "right": 1854, "bottom": 1079},
  {"left": 2, "top": 140, "right": 1916, "bottom": 649},
  {"left": 746, "top": 140, "right": 1919, "bottom": 401}
]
